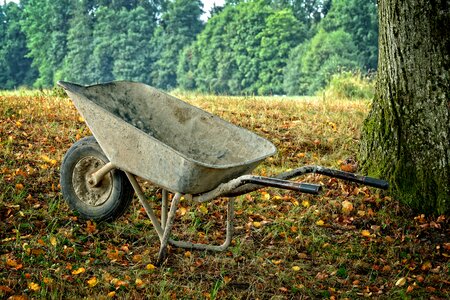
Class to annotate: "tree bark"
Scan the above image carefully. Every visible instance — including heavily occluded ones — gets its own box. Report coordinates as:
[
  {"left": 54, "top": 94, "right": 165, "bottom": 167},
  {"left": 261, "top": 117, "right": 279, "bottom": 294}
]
[{"left": 360, "top": 0, "right": 450, "bottom": 214}]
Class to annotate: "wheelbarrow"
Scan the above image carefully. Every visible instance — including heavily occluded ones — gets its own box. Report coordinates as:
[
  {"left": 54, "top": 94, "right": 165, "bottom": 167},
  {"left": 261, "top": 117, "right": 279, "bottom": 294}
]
[{"left": 57, "top": 81, "right": 388, "bottom": 263}]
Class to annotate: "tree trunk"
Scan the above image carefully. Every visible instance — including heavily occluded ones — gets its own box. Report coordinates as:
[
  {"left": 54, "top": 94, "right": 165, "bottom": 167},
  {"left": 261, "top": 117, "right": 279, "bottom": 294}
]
[{"left": 360, "top": 0, "right": 450, "bottom": 214}]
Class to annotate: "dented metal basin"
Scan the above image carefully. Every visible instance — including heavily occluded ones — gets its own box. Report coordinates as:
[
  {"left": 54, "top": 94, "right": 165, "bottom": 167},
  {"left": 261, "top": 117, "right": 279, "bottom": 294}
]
[{"left": 58, "top": 81, "right": 276, "bottom": 194}]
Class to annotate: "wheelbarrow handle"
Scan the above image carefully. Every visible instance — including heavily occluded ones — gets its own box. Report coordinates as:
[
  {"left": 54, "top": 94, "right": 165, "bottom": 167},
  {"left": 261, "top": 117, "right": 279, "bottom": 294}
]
[
  {"left": 242, "top": 176, "right": 321, "bottom": 195},
  {"left": 314, "top": 168, "right": 389, "bottom": 190}
]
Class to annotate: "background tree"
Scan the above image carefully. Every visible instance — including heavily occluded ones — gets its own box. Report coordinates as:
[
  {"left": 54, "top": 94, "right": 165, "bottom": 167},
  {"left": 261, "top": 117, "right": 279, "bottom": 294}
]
[
  {"left": 0, "top": 2, "right": 37, "bottom": 89},
  {"left": 320, "top": 0, "right": 378, "bottom": 70},
  {"left": 284, "top": 29, "right": 360, "bottom": 95},
  {"left": 360, "top": 0, "right": 449, "bottom": 214},
  {"left": 151, "top": 0, "right": 203, "bottom": 90},
  {"left": 256, "top": 9, "right": 305, "bottom": 94},
  {"left": 20, "top": 0, "right": 74, "bottom": 87},
  {"left": 58, "top": 0, "right": 96, "bottom": 84}
]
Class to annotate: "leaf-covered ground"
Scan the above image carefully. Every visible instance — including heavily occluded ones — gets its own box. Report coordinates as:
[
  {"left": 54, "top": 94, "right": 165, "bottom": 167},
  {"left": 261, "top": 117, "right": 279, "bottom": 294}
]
[{"left": 0, "top": 90, "right": 448, "bottom": 299}]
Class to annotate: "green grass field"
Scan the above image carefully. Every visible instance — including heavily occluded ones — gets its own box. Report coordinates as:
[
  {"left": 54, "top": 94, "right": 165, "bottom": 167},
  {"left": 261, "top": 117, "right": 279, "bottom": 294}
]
[{"left": 0, "top": 90, "right": 448, "bottom": 299}]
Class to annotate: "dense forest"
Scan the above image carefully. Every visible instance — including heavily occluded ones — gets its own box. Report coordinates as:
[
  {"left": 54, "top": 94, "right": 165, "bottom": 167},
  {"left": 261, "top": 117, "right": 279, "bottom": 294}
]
[{"left": 0, "top": 0, "right": 378, "bottom": 95}]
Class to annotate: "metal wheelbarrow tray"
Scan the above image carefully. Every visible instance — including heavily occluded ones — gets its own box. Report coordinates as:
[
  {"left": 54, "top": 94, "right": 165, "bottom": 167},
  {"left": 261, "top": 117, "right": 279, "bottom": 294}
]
[{"left": 58, "top": 81, "right": 388, "bottom": 264}]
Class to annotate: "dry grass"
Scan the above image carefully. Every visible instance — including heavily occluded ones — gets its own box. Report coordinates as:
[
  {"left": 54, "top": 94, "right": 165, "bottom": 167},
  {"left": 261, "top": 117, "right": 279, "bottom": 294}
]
[{"left": 0, "top": 90, "right": 448, "bottom": 299}]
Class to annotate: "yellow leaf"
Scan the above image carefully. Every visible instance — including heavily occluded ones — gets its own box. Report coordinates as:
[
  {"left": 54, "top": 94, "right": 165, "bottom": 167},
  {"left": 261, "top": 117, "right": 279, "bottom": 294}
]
[
  {"left": 15, "top": 183, "right": 24, "bottom": 190},
  {"left": 253, "top": 221, "right": 262, "bottom": 228},
  {"left": 16, "top": 121, "right": 22, "bottom": 128},
  {"left": 302, "top": 200, "right": 310, "bottom": 208},
  {"left": 50, "top": 236, "right": 57, "bottom": 247},
  {"left": 87, "top": 276, "right": 98, "bottom": 287},
  {"left": 41, "top": 154, "right": 52, "bottom": 163},
  {"left": 178, "top": 206, "right": 188, "bottom": 216},
  {"left": 361, "top": 230, "right": 371, "bottom": 237},
  {"left": 78, "top": 116, "right": 85, "bottom": 122},
  {"left": 135, "top": 278, "right": 145, "bottom": 288},
  {"left": 292, "top": 266, "right": 301, "bottom": 271},
  {"left": 261, "top": 192, "right": 270, "bottom": 201},
  {"left": 184, "top": 251, "right": 191, "bottom": 258},
  {"left": 315, "top": 220, "right": 325, "bottom": 226},
  {"left": 341, "top": 200, "right": 354, "bottom": 214},
  {"left": 72, "top": 267, "right": 86, "bottom": 275},
  {"left": 223, "top": 276, "right": 231, "bottom": 284},
  {"left": 395, "top": 277, "right": 407, "bottom": 286},
  {"left": 146, "top": 263, "right": 156, "bottom": 270},
  {"left": 6, "top": 259, "right": 18, "bottom": 267},
  {"left": 198, "top": 205, "right": 208, "bottom": 214},
  {"left": 28, "top": 282, "right": 40, "bottom": 291},
  {"left": 107, "top": 291, "right": 116, "bottom": 297}
]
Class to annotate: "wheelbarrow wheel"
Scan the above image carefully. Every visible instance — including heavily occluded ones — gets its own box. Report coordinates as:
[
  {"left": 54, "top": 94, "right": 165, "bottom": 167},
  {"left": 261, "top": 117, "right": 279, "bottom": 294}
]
[{"left": 60, "top": 136, "right": 134, "bottom": 222}]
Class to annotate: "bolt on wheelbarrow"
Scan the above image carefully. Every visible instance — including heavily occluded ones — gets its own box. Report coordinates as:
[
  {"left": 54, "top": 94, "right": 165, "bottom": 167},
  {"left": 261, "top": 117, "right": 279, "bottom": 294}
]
[{"left": 57, "top": 81, "right": 389, "bottom": 264}]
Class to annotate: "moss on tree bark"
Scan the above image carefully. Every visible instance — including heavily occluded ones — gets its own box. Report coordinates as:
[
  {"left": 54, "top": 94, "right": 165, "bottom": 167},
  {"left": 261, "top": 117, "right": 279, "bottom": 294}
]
[{"left": 360, "top": 0, "right": 450, "bottom": 214}]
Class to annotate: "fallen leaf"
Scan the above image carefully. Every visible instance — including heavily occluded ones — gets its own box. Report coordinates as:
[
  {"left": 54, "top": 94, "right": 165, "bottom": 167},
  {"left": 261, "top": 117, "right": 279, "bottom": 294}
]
[
  {"left": 6, "top": 259, "right": 18, "bottom": 268},
  {"left": 43, "top": 277, "right": 53, "bottom": 285},
  {"left": 87, "top": 277, "right": 98, "bottom": 287},
  {"left": 292, "top": 266, "right": 301, "bottom": 271},
  {"left": 27, "top": 282, "right": 40, "bottom": 291},
  {"left": 15, "top": 183, "right": 24, "bottom": 190},
  {"left": 223, "top": 276, "right": 231, "bottom": 284},
  {"left": 302, "top": 200, "right": 310, "bottom": 208},
  {"left": 395, "top": 277, "right": 406, "bottom": 286},
  {"left": 132, "top": 254, "right": 143, "bottom": 263},
  {"left": 135, "top": 278, "right": 145, "bottom": 289},
  {"left": 341, "top": 200, "right": 354, "bottom": 214},
  {"left": 253, "top": 221, "right": 262, "bottom": 228},
  {"left": 107, "top": 291, "right": 116, "bottom": 297},
  {"left": 0, "top": 285, "right": 13, "bottom": 294},
  {"left": 50, "top": 236, "right": 57, "bottom": 247},
  {"left": 72, "top": 267, "right": 86, "bottom": 275},
  {"left": 316, "top": 220, "right": 325, "bottom": 226},
  {"left": 198, "top": 205, "right": 208, "bottom": 214},
  {"left": 86, "top": 221, "right": 97, "bottom": 234},
  {"left": 361, "top": 230, "right": 371, "bottom": 237},
  {"left": 146, "top": 264, "right": 156, "bottom": 270},
  {"left": 261, "top": 192, "right": 270, "bottom": 201},
  {"left": 177, "top": 206, "right": 188, "bottom": 216},
  {"left": 421, "top": 261, "right": 432, "bottom": 271}
]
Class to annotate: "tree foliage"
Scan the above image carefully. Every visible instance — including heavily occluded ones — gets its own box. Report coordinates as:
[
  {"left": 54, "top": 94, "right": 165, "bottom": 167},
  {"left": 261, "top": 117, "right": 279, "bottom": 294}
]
[
  {"left": 0, "top": 2, "right": 37, "bottom": 89},
  {"left": 1, "top": 0, "right": 378, "bottom": 94},
  {"left": 150, "top": 0, "right": 203, "bottom": 90}
]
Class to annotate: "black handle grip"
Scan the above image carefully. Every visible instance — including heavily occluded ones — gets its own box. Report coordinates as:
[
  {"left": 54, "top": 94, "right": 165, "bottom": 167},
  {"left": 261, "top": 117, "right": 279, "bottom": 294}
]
[
  {"left": 363, "top": 177, "right": 389, "bottom": 189},
  {"left": 314, "top": 168, "right": 389, "bottom": 190},
  {"left": 242, "top": 176, "right": 321, "bottom": 194}
]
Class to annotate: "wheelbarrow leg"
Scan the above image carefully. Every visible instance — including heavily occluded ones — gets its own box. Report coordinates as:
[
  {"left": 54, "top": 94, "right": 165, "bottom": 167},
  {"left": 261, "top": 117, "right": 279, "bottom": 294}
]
[
  {"left": 161, "top": 189, "right": 169, "bottom": 229},
  {"left": 168, "top": 197, "right": 235, "bottom": 251},
  {"left": 157, "top": 192, "right": 182, "bottom": 265}
]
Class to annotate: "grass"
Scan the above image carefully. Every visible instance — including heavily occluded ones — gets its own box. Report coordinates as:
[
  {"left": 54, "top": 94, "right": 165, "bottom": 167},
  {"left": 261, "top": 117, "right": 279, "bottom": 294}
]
[{"left": 0, "top": 90, "right": 448, "bottom": 299}]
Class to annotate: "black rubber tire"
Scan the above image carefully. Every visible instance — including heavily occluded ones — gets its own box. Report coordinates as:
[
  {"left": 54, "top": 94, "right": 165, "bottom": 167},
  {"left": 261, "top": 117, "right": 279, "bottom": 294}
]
[{"left": 60, "top": 136, "right": 134, "bottom": 222}]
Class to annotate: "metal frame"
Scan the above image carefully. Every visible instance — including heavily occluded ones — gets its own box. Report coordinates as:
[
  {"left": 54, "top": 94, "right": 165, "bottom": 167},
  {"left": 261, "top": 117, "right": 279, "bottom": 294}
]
[
  {"left": 88, "top": 163, "right": 387, "bottom": 264},
  {"left": 88, "top": 163, "right": 388, "bottom": 264},
  {"left": 124, "top": 172, "right": 236, "bottom": 264}
]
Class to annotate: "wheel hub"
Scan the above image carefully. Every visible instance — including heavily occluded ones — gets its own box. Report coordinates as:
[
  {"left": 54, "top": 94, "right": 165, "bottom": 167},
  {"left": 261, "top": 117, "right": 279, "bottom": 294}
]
[{"left": 72, "top": 156, "right": 113, "bottom": 206}]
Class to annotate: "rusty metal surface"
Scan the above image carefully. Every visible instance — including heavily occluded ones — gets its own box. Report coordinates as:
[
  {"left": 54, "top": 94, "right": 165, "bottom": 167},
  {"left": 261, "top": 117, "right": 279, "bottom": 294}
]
[{"left": 58, "top": 81, "right": 276, "bottom": 194}]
